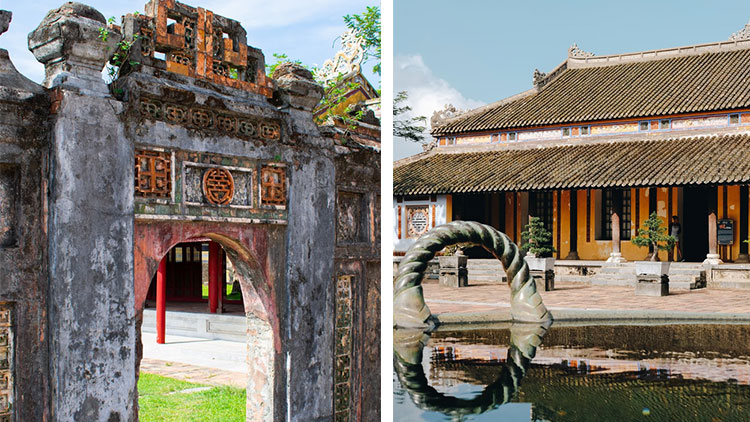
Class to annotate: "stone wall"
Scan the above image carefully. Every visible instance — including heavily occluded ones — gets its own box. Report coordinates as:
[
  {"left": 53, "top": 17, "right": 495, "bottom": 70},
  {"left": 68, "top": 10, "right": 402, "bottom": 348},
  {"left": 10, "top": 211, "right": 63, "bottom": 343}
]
[{"left": 0, "top": 2, "right": 380, "bottom": 421}]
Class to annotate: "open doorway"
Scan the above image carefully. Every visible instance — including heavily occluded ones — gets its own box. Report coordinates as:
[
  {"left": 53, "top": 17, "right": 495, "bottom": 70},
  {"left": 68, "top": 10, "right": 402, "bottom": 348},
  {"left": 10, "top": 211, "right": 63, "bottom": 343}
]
[
  {"left": 144, "top": 241, "right": 245, "bottom": 315},
  {"left": 683, "top": 185, "right": 714, "bottom": 262},
  {"left": 134, "top": 226, "right": 280, "bottom": 421}
]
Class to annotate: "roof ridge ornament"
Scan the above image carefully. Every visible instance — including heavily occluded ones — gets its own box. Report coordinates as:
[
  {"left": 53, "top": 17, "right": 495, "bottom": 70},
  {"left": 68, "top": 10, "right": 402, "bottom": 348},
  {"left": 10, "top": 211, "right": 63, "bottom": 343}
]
[
  {"left": 315, "top": 28, "right": 365, "bottom": 84},
  {"left": 568, "top": 43, "right": 594, "bottom": 58},
  {"left": 729, "top": 19, "right": 750, "bottom": 41},
  {"left": 533, "top": 68, "right": 547, "bottom": 88}
]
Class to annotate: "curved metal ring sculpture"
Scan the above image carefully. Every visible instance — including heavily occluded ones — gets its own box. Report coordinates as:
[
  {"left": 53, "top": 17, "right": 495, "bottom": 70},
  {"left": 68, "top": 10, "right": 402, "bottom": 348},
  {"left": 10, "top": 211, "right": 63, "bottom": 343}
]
[
  {"left": 394, "top": 220, "right": 552, "bottom": 328},
  {"left": 393, "top": 323, "right": 549, "bottom": 417}
]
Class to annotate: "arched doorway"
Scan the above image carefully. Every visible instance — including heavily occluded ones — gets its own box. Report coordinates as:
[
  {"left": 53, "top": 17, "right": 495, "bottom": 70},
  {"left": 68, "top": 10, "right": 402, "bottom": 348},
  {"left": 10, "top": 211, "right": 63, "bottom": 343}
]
[{"left": 134, "top": 221, "right": 283, "bottom": 421}]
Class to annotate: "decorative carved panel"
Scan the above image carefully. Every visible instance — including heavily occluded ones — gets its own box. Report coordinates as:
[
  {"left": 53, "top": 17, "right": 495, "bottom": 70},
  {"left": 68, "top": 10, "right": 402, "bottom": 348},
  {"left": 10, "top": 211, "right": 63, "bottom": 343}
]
[
  {"left": 0, "top": 306, "right": 12, "bottom": 422},
  {"left": 0, "top": 165, "right": 18, "bottom": 248},
  {"left": 202, "top": 167, "right": 234, "bottom": 205},
  {"left": 260, "top": 165, "right": 286, "bottom": 207},
  {"left": 337, "top": 191, "right": 365, "bottom": 244},
  {"left": 135, "top": 150, "right": 172, "bottom": 198},
  {"left": 139, "top": 97, "right": 281, "bottom": 141},
  {"left": 184, "top": 163, "right": 253, "bottom": 207},
  {"left": 406, "top": 206, "right": 430, "bottom": 238},
  {"left": 129, "top": 0, "right": 273, "bottom": 96},
  {"left": 334, "top": 276, "right": 353, "bottom": 422}
]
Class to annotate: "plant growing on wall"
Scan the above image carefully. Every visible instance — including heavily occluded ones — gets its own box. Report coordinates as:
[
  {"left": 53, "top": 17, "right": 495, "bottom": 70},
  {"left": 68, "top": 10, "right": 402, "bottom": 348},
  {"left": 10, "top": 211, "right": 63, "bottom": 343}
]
[
  {"left": 631, "top": 212, "right": 676, "bottom": 261},
  {"left": 521, "top": 216, "right": 556, "bottom": 258},
  {"left": 99, "top": 15, "right": 141, "bottom": 85}
]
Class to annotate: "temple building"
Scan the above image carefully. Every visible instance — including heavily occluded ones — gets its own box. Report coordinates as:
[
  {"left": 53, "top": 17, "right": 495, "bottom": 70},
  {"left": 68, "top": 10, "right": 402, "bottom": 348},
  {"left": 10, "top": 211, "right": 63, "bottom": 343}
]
[{"left": 394, "top": 22, "right": 750, "bottom": 269}]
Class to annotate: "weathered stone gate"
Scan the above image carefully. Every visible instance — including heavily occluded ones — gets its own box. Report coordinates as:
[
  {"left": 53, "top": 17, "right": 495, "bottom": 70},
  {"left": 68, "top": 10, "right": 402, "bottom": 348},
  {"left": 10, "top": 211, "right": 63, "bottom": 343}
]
[{"left": 0, "top": 1, "right": 379, "bottom": 421}]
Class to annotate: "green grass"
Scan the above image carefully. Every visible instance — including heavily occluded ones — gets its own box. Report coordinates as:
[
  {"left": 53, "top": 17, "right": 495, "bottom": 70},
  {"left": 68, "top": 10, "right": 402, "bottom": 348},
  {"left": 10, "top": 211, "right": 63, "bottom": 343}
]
[
  {"left": 138, "top": 373, "right": 245, "bottom": 421},
  {"left": 201, "top": 284, "right": 243, "bottom": 301}
]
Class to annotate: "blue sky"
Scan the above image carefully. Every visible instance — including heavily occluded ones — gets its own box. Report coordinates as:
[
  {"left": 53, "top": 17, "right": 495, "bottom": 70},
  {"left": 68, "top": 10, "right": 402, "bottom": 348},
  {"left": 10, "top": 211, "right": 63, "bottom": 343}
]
[
  {"left": 394, "top": 0, "right": 750, "bottom": 160},
  {"left": 0, "top": 0, "right": 379, "bottom": 86}
]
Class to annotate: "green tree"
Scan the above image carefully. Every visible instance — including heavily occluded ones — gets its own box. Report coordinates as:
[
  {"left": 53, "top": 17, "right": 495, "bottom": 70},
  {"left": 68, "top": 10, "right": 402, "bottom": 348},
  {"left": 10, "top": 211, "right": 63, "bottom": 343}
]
[
  {"left": 394, "top": 91, "right": 427, "bottom": 143},
  {"left": 521, "top": 216, "right": 556, "bottom": 258},
  {"left": 344, "top": 6, "right": 381, "bottom": 75},
  {"left": 631, "top": 212, "right": 676, "bottom": 261}
]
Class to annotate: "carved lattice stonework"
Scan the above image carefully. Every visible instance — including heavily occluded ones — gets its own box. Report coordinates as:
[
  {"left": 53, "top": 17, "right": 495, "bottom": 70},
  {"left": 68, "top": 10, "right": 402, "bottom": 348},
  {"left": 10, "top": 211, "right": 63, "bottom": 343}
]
[
  {"left": 128, "top": 0, "right": 274, "bottom": 97},
  {"left": 334, "top": 276, "right": 353, "bottom": 422},
  {"left": 260, "top": 123, "right": 281, "bottom": 140},
  {"left": 138, "top": 97, "right": 281, "bottom": 141},
  {"left": 202, "top": 167, "right": 234, "bottom": 205},
  {"left": 135, "top": 150, "right": 172, "bottom": 198},
  {"left": 406, "top": 206, "right": 430, "bottom": 238},
  {"left": 0, "top": 306, "right": 12, "bottom": 422},
  {"left": 260, "top": 165, "right": 286, "bottom": 207}
]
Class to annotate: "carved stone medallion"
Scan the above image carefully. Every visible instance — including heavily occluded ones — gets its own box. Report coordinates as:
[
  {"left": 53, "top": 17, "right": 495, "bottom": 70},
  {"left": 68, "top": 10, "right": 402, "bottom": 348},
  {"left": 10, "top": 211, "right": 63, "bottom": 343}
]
[{"left": 203, "top": 167, "right": 234, "bottom": 205}]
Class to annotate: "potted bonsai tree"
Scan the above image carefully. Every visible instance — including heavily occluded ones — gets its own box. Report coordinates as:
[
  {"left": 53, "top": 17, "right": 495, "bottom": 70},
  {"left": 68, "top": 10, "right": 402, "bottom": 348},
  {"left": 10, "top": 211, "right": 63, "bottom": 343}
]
[
  {"left": 631, "top": 212, "right": 676, "bottom": 275},
  {"left": 521, "top": 216, "right": 556, "bottom": 272}
]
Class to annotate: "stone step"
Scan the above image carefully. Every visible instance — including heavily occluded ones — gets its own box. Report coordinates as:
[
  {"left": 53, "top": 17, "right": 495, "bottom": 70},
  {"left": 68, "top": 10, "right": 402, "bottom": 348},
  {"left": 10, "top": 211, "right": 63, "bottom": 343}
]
[{"left": 468, "top": 275, "right": 506, "bottom": 282}]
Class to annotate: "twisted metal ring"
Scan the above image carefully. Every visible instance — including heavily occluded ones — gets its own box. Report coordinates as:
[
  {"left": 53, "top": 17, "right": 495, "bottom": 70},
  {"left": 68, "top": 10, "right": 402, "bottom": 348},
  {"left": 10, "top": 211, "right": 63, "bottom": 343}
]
[{"left": 394, "top": 220, "right": 552, "bottom": 328}]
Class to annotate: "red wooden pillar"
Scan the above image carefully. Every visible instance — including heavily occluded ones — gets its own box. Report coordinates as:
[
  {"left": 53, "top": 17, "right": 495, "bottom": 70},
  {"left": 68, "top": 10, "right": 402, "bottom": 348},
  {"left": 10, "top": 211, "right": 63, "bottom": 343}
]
[
  {"left": 209, "top": 242, "right": 220, "bottom": 313},
  {"left": 156, "top": 256, "right": 167, "bottom": 344}
]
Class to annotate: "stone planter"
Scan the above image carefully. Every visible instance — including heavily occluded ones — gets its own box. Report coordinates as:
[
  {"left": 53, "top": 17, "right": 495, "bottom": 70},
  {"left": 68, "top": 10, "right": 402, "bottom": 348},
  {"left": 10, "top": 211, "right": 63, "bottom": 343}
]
[
  {"left": 525, "top": 256, "right": 555, "bottom": 272},
  {"left": 635, "top": 261, "right": 669, "bottom": 296},
  {"left": 438, "top": 255, "right": 468, "bottom": 287},
  {"left": 635, "top": 261, "right": 670, "bottom": 276},
  {"left": 438, "top": 255, "right": 468, "bottom": 269}
]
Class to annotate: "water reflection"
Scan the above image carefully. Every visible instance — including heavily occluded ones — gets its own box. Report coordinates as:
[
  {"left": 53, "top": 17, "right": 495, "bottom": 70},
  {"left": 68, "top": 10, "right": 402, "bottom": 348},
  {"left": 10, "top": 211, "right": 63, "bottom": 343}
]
[
  {"left": 394, "top": 322, "right": 550, "bottom": 419},
  {"left": 394, "top": 323, "right": 750, "bottom": 421}
]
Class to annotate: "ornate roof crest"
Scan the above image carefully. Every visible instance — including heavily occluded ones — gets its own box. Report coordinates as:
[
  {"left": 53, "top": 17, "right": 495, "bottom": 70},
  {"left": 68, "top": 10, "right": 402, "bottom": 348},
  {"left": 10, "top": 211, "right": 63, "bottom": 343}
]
[
  {"left": 729, "top": 19, "right": 750, "bottom": 41},
  {"left": 533, "top": 69, "right": 547, "bottom": 87},
  {"left": 431, "top": 104, "right": 463, "bottom": 129},
  {"left": 315, "top": 29, "right": 365, "bottom": 84},
  {"left": 568, "top": 43, "right": 594, "bottom": 58}
]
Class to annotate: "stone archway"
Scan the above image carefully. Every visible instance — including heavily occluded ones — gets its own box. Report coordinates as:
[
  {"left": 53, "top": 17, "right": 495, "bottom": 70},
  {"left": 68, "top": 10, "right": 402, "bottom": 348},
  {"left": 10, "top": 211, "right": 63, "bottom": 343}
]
[{"left": 134, "top": 220, "right": 284, "bottom": 421}]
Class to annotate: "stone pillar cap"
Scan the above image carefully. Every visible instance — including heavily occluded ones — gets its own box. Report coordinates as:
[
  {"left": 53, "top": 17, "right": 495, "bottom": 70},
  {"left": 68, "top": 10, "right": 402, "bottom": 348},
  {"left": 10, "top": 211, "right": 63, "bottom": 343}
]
[
  {"left": 273, "top": 62, "right": 324, "bottom": 112},
  {"left": 28, "top": 2, "right": 120, "bottom": 94}
]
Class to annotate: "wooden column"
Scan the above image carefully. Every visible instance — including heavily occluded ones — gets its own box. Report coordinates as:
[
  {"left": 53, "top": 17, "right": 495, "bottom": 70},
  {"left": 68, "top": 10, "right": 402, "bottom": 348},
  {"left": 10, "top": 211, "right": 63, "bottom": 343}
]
[
  {"left": 566, "top": 190, "right": 579, "bottom": 260},
  {"left": 208, "top": 241, "right": 220, "bottom": 313},
  {"left": 156, "top": 257, "right": 166, "bottom": 344},
  {"left": 738, "top": 185, "right": 749, "bottom": 263}
]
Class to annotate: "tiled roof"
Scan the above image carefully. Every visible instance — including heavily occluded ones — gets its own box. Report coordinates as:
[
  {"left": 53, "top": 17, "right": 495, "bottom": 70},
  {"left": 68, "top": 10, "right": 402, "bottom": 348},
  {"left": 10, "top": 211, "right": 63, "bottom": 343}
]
[
  {"left": 394, "top": 133, "right": 750, "bottom": 195},
  {"left": 434, "top": 47, "right": 750, "bottom": 135}
]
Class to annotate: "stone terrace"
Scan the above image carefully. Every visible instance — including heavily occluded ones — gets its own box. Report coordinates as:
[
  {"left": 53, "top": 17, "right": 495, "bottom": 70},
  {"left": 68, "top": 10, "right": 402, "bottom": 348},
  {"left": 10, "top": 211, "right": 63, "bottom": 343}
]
[{"left": 422, "top": 279, "right": 750, "bottom": 315}]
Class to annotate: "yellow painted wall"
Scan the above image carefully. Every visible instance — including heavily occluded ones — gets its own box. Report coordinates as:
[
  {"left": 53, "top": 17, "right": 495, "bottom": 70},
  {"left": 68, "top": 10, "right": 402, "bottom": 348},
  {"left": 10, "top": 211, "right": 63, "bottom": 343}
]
[
  {"left": 559, "top": 190, "right": 571, "bottom": 259},
  {"left": 498, "top": 185, "right": 747, "bottom": 261},
  {"left": 719, "top": 185, "right": 742, "bottom": 262},
  {"left": 446, "top": 195, "right": 453, "bottom": 222}
]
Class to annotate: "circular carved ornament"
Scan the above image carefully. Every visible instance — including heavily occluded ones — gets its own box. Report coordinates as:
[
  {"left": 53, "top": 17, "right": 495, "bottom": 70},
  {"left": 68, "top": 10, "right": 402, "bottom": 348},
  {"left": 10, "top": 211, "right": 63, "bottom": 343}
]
[{"left": 203, "top": 167, "right": 234, "bottom": 205}]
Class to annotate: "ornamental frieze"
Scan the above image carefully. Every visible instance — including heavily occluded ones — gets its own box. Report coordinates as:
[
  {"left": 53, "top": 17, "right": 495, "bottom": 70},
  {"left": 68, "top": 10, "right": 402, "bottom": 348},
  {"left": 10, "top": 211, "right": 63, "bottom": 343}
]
[{"left": 139, "top": 97, "right": 282, "bottom": 141}]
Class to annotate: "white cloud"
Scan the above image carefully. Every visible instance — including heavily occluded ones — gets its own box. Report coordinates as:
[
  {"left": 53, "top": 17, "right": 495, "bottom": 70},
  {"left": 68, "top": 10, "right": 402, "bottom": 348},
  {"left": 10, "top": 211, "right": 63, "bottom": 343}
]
[{"left": 394, "top": 54, "right": 484, "bottom": 160}]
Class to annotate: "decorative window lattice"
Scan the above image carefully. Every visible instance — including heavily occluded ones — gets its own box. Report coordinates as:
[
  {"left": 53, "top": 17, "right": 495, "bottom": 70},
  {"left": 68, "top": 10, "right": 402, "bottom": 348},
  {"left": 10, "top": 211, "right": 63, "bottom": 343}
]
[
  {"left": 203, "top": 167, "right": 235, "bottom": 205},
  {"left": 135, "top": 150, "right": 172, "bottom": 198},
  {"left": 0, "top": 306, "right": 12, "bottom": 422},
  {"left": 334, "top": 276, "right": 353, "bottom": 422},
  {"left": 406, "top": 206, "right": 430, "bottom": 238},
  {"left": 260, "top": 166, "right": 286, "bottom": 207}
]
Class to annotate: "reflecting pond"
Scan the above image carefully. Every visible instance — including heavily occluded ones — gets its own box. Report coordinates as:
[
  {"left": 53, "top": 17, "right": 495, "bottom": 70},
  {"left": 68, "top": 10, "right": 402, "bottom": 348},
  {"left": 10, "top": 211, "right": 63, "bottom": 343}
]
[{"left": 393, "top": 322, "right": 750, "bottom": 421}]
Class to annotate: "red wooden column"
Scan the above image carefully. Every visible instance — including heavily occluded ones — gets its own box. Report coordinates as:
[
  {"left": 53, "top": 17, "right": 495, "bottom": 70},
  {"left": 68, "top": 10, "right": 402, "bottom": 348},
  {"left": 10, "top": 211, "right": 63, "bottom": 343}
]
[
  {"left": 208, "top": 242, "right": 220, "bottom": 313},
  {"left": 156, "top": 256, "right": 167, "bottom": 344}
]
